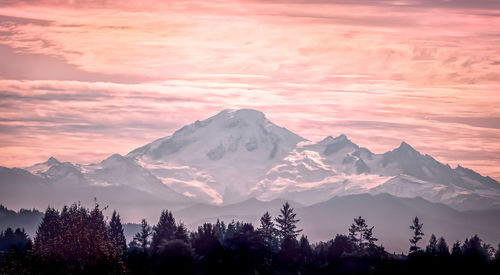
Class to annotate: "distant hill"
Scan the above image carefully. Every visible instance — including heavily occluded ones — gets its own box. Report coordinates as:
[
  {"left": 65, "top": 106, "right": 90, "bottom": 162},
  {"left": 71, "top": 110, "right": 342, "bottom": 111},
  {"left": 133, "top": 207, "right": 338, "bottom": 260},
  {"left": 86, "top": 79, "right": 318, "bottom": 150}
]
[{"left": 0, "top": 205, "right": 44, "bottom": 237}]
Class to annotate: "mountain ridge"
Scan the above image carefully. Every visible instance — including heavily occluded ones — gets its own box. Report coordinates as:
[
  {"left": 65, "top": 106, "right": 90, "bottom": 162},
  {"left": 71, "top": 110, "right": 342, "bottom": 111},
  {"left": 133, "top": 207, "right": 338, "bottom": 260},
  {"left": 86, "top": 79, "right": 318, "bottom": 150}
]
[{"left": 1, "top": 108, "right": 499, "bottom": 218}]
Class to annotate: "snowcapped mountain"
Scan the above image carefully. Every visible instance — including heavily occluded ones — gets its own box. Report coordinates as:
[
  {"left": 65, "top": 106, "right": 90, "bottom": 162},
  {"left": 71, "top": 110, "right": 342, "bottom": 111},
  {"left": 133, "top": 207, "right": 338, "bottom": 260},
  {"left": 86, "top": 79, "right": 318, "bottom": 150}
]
[
  {"left": 1, "top": 108, "right": 500, "bottom": 217},
  {"left": 127, "top": 109, "right": 305, "bottom": 204},
  {"left": 252, "top": 134, "right": 500, "bottom": 210}
]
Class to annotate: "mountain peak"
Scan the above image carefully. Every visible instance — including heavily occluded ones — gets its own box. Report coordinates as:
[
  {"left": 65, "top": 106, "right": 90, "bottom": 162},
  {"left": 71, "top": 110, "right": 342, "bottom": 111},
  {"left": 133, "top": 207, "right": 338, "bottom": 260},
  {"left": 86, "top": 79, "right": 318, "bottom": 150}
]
[
  {"left": 101, "top": 153, "right": 126, "bottom": 164},
  {"left": 215, "top": 109, "right": 266, "bottom": 121},
  {"left": 335, "top": 134, "right": 348, "bottom": 141},
  {"left": 319, "top": 134, "right": 349, "bottom": 144},
  {"left": 396, "top": 141, "right": 417, "bottom": 153},
  {"left": 46, "top": 157, "right": 60, "bottom": 165}
]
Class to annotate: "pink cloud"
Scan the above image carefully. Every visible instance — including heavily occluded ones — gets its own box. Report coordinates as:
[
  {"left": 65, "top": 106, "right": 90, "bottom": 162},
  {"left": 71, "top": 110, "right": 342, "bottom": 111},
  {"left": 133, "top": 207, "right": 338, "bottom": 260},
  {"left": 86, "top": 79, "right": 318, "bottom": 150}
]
[{"left": 0, "top": 0, "right": 499, "bottom": 180}]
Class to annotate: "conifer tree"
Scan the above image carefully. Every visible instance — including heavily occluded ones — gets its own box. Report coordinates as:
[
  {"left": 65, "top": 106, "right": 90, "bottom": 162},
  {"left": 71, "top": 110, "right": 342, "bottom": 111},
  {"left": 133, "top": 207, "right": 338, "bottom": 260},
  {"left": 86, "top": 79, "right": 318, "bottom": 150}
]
[
  {"left": 436, "top": 236, "right": 450, "bottom": 256},
  {"left": 258, "top": 211, "right": 276, "bottom": 247},
  {"left": 0, "top": 228, "right": 30, "bottom": 252},
  {"left": 299, "top": 235, "right": 313, "bottom": 261},
  {"left": 174, "top": 223, "right": 189, "bottom": 243},
  {"left": 133, "top": 219, "right": 152, "bottom": 252},
  {"left": 151, "top": 210, "right": 176, "bottom": 252},
  {"left": 214, "top": 219, "right": 226, "bottom": 243},
  {"left": 34, "top": 202, "right": 122, "bottom": 273},
  {"left": 409, "top": 216, "right": 424, "bottom": 254},
  {"left": 348, "top": 216, "right": 367, "bottom": 248},
  {"left": 451, "top": 241, "right": 462, "bottom": 258},
  {"left": 109, "top": 210, "right": 127, "bottom": 258},
  {"left": 363, "top": 225, "right": 378, "bottom": 248},
  {"left": 33, "top": 207, "right": 61, "bottom": 260},
  {"left": 275, "top": 202, "right": 302, "bottom": 241},
  {"left": 425, "top": 234, "right": 438, "bottom": 255},
  {"left": 348, "top": 216, "right": 377, "bottom": 249}
]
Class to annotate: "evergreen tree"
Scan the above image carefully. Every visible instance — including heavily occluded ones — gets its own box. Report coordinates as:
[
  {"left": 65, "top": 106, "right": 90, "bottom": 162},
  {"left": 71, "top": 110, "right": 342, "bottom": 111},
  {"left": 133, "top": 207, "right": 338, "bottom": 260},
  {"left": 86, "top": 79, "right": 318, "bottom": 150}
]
[
  {"left": 33, "top": 207, "right": 61, "bottom": 260},
  {"left": 436, "top": 236, "right": 450, "bottom": 256},
  {"left": 275, "top": 202, "right": 302, "bottom": 241},
  {"left": 34, "top": 202, "right": 122, "bottom": 273},
  {"left": 462, "top": 235, "right": 489, "bottom": 262},
  {"left": 174, "top": 223, "right": 189, "bottom": 243},
  {"left": 109, "top": 210, "right": 127, "bottom": 258},
  {"left": 133, "top": 219, "right": 152, "bottom": 252},
  {"left": 225, "top": 220, "right": 237, "bottom": 241},
  {"left": 214, "top": 219, "right": 226, "bottom": 244},
  {"left": 348, "top": 216, "right": 366, "bottom": 248},
  {"left": 0, "top": 228, "right": 30, "bottom": 252},
  {"left": 409, "top": 216, "right": 424, "bottom": 254},
  {"left": 190, "top": 223, "right": 221, "bottom": 256},
  {"left": 348, "top": 216, "right": 377, "bottom": 249},
  {"left": 327, "top": 234, "right": 356, "bottom": 260},
  {"left": 258, "top": 211, "right": 277, "bottom": 247},
  {"left": 363, "top": 225, "right": 378, "bottom": 248},
  {"left": 151, "top": 210, "right": 176, "bottom": 252},
  {"left": 425, "top": 234, "right": 438, "bottom": 255},
  {"left": 153, "top": 239, "right": 195, "bottom": 274},
  {"left": 299, "top": 235, "right": 313, "bottom": 262},
  {"left": 451, "top": 241, "right": 462, "bottom": 258}
]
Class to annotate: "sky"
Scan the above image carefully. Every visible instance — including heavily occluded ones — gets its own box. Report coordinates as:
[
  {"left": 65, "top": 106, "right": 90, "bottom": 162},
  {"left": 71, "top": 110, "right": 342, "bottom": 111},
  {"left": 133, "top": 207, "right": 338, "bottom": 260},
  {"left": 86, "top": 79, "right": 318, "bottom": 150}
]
[{"left": 0, "top": 0, "right": 499, "bottom": 180}]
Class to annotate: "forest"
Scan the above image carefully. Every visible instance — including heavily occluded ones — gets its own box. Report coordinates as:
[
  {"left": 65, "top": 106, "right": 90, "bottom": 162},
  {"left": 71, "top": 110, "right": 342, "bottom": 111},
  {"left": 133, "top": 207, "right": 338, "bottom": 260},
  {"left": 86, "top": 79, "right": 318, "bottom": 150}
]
[{"left": 0, "top": 201, "right": 499, "bottom": 274}]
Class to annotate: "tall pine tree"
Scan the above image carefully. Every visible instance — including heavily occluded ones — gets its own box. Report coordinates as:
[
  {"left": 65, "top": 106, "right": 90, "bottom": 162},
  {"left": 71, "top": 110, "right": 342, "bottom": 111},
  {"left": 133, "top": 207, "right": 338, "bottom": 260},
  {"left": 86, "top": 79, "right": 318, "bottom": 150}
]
[
  {"left": 275, "top": 202, "right": 302, "bottom": 241},
  {"left": 33, "top": 207, "right": 61, "bottom": 261},
  {"left": 151, "top": 210, "right": 176, "bottom": 252},
  {"left": 348, "top": 216, "right": 377, "bottom": 249},
  {"left": 436, "top": 236, "right": 450, "bottom": 256},
  {"left": 409, "top": 216, "right": 424, "bottom": 254},
  {"left": 258, "top": 211, "right": 277, "bottom": 247},
  {"left": 109, "top": 210, "right": 127, "bottom": 258},
  {"left": 133, "top": 219, "right": 152, "bottom": 252},
  {"left": 425, "top": 234, "right": 438, "bottom": 255}
]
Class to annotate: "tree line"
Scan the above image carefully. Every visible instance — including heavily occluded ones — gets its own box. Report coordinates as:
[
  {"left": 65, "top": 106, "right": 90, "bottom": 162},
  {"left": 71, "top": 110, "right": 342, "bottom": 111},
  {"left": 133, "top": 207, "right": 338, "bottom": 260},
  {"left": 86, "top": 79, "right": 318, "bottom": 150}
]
[{"left": 0, "top": 201, "right": 499, "bottom": 274}]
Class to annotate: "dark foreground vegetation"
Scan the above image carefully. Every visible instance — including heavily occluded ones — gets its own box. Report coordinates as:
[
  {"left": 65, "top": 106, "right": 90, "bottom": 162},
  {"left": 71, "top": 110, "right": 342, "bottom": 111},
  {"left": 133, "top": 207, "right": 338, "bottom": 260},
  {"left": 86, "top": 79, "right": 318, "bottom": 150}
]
[{"left": 1, "top": 202, "right": 499, "bottom": 274}]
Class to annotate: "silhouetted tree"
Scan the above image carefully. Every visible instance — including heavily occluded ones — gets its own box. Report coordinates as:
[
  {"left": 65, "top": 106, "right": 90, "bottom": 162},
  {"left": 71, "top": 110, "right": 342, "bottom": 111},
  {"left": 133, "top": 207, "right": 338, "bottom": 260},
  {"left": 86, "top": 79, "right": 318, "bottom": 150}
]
[
  {"left": 132, "top": 219, "right": 151, "bottom": 252},
  {"left": 109, "top": 211, "right": 127, "bottom": 258},
  {"left": 33, "top": 202, "right": 122, "bottom": 273},
  {"left": 0, "top": 227, "right": 30, "bottom": 252},
  {"left": 225, "top": 222, "right": 269, "bottom": 273},
  {"left": 409, "top": 216, "right": 424, "bottom": 254},
  {"left": 363, "top": 223, "right": 378, "bottom": 249},
  {"left": 462, "top": 235, "right": 489, "bottom": 263},
  {"left": 451, "top": 241, "right": 462, "bottom": 259},
  {"left": 151, "top": 210, "right": 176, "bottom": 252},
  {"left": 191, "top": 223, "right": 221, "bottom": 256},
  {"left": 298, "top": 234, "right": 313, "bottom": 265},
  {"left": 214, "top": 219, "right": 226, "bottom": 244},
  {"left": 425, "top": 234, "right": 438, "bottom": 255},
  {"left": 6, "top": 203, "right": 500, "bottom": 274},
  {"left": 275, "top": 202, "right": 302, "bottom": 241},
  {"left": 33, "top": 207, "right": 61, "bottom": 261},
  {"left": 174, "top": 223, "right": 190, "bottom": 243},
  {"left": 348, "top": 216, "right": 377, "bottom": 249},
  {"left": 437, "top": 237, "right": 450, "bottom": 257},
  {"left": 327, "top": 234, "right": 356, "bottom": 261},
  {"left": 153, "top": 239, "right": 195, "bottom": 274},
  {"left": 258, "top": 211, "right": 277, "bottom": 248}
]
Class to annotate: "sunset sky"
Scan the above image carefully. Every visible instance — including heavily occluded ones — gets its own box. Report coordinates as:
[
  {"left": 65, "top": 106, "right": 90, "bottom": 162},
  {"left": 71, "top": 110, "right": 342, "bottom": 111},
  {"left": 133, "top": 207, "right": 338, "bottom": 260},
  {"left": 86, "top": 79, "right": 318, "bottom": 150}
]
[{"left": 0, "top": 0, "right": 499, "bottom": 180}]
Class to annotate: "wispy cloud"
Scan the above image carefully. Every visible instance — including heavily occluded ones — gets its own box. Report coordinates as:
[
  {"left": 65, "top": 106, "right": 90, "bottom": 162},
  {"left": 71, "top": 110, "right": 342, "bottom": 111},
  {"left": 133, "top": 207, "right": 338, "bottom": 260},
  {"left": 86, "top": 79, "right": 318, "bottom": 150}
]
[{"left": 0, "top": 0, "right": 499, "bottom": 180}]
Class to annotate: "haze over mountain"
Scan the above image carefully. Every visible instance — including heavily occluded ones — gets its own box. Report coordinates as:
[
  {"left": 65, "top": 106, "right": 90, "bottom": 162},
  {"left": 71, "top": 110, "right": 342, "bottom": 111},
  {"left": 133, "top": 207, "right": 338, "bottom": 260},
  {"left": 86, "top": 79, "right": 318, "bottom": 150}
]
[
  {"left": 1, "top": 109, "right": 500, "bottom": 251},
  {"left": 2, "top": 109, "right": 500, "bottom": 211}
]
